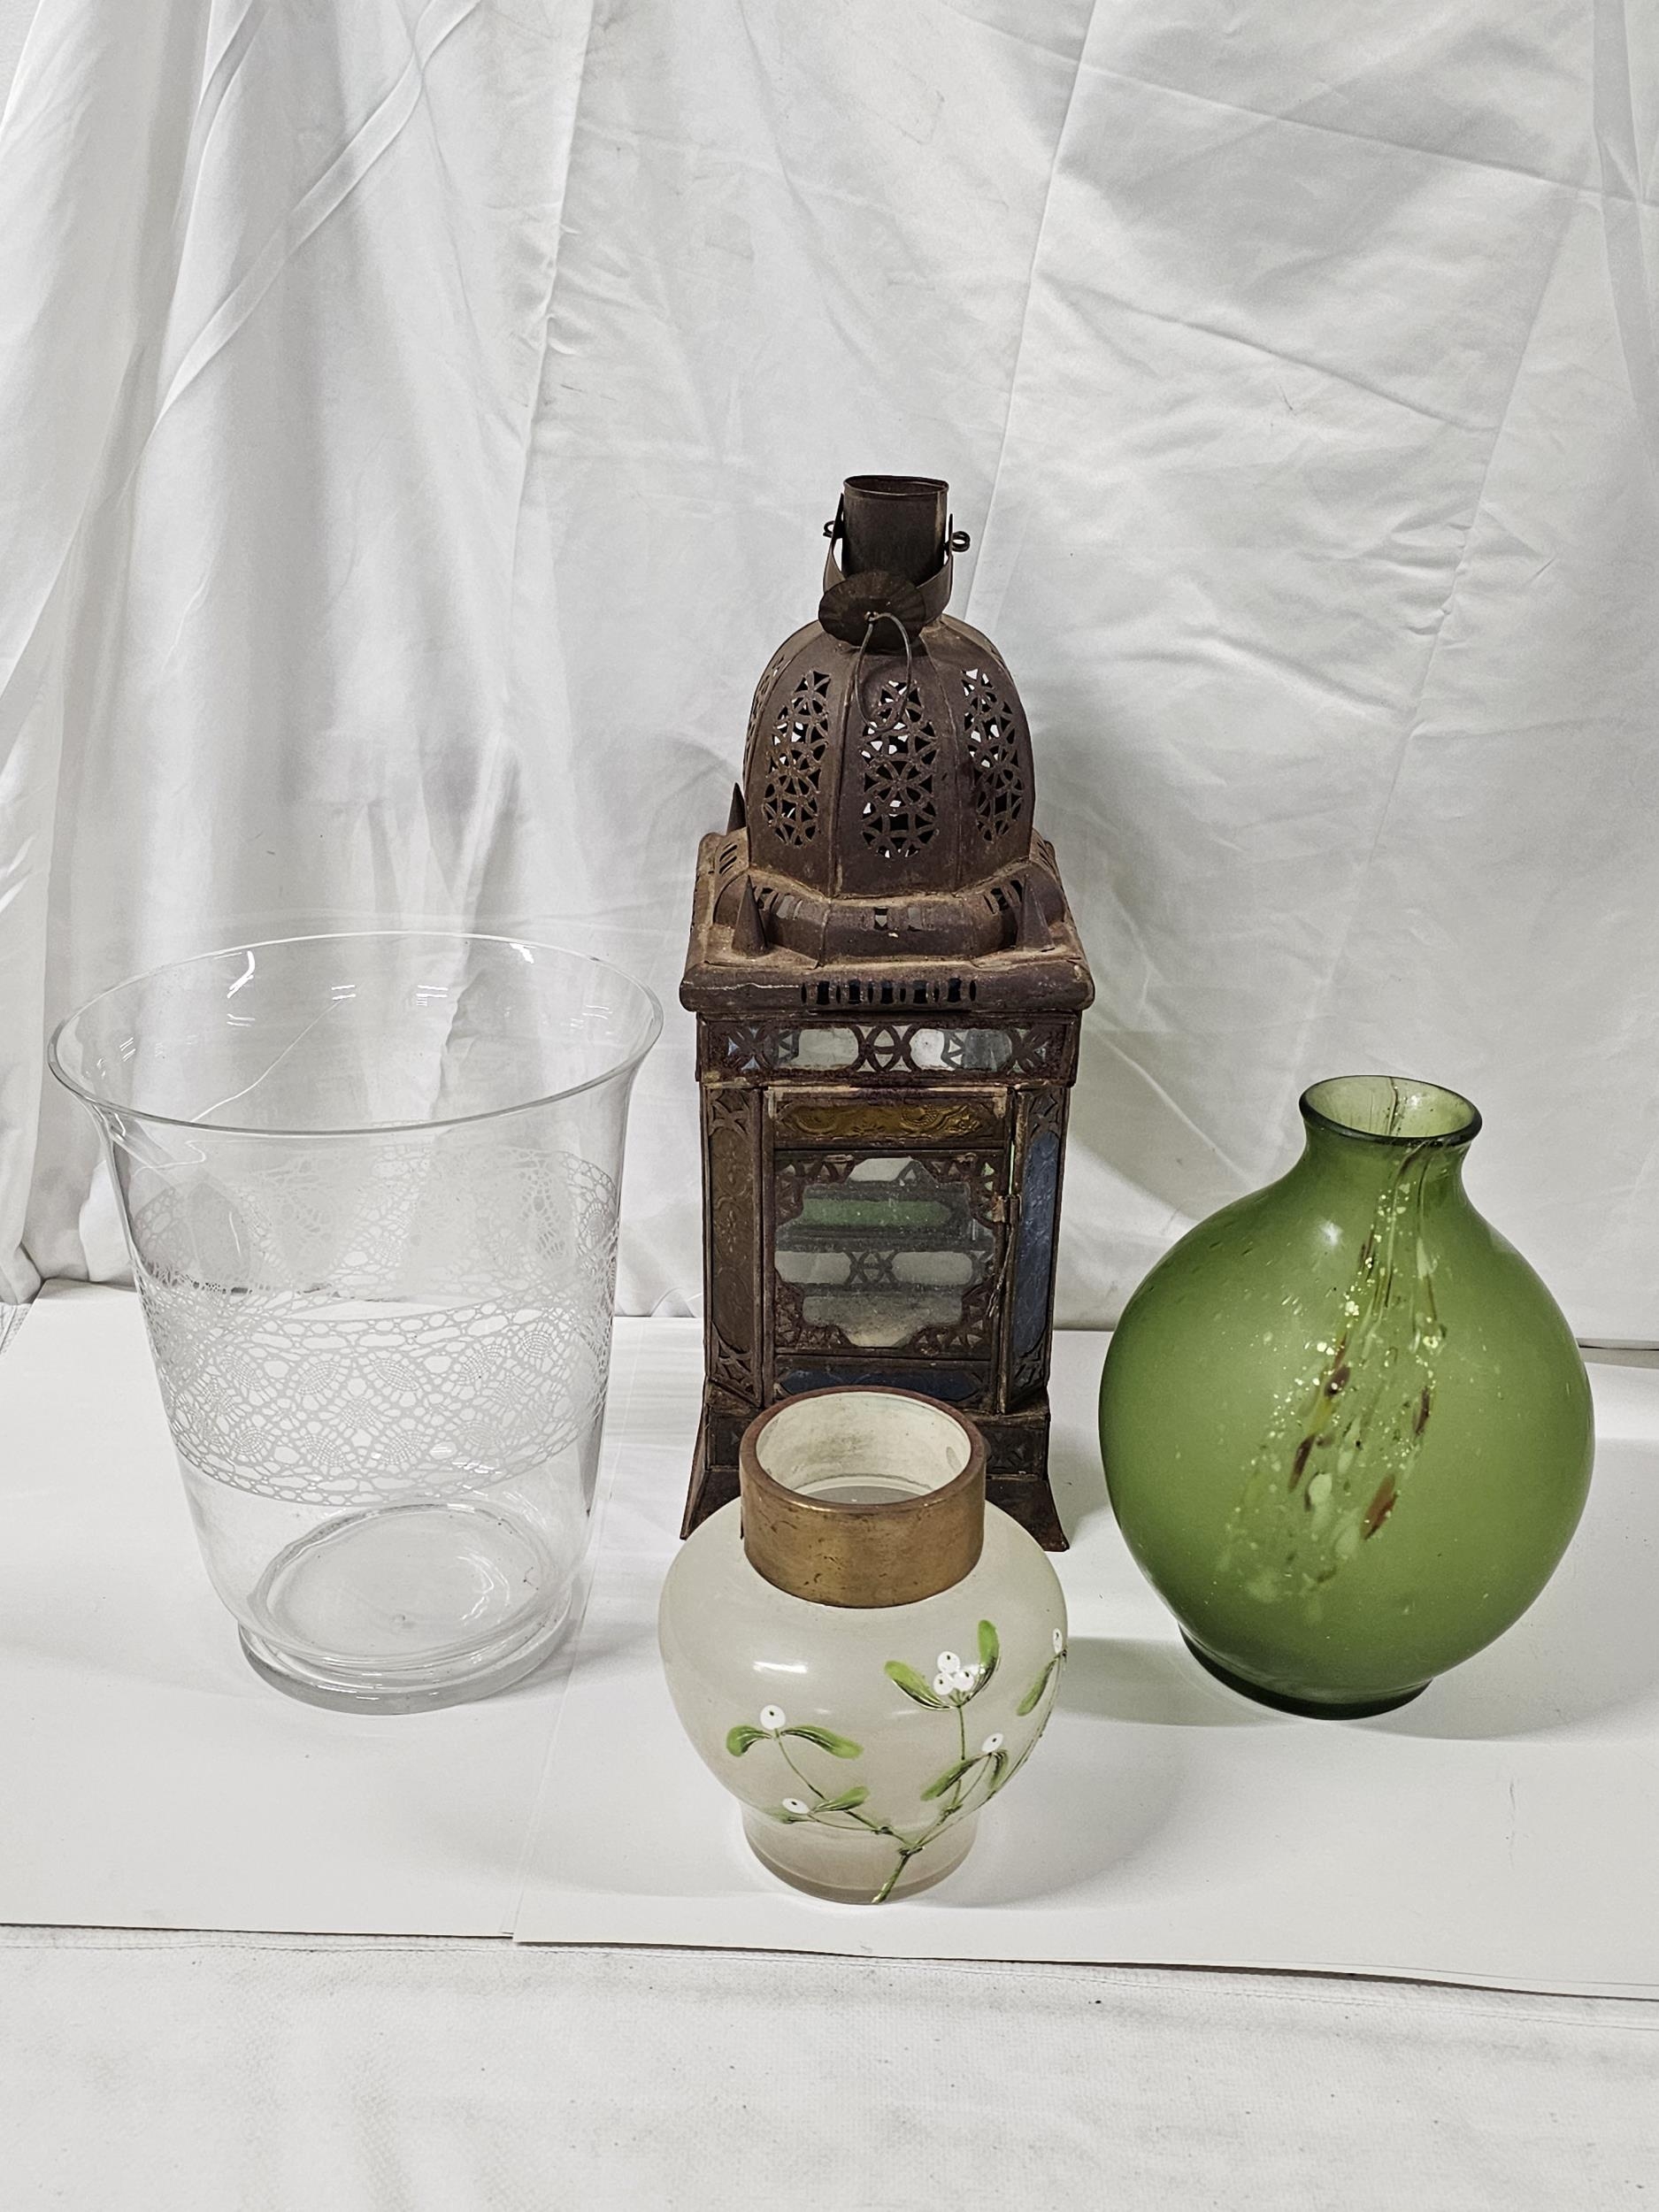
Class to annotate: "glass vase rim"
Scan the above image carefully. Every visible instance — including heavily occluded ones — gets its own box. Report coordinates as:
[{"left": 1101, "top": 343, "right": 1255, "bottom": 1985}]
[
  {"left": 745, "top": 1386, "right": 983, "bottom": 1511},
  {"left": 47, "top": 928, "right": 664, "bottom": 1141},
  {"left": 738, "top": 1386, "right": 987, "bottom": 1609},
  {"left": 1299, "top": 1073, "right": 1481, "bottom": 1151}
]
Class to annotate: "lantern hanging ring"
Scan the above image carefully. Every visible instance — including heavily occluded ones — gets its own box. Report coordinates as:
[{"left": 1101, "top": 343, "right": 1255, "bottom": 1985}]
[{"left": 850, "top": 608, "right": 918, "bottom": 739}]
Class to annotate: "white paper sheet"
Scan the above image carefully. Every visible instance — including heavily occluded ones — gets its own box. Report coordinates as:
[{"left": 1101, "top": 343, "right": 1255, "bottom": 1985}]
[
  {"left": 0, "top": 1284, "right": 605, "bottom": 1935},
  {"left": 5, "top": 1289, "right": 1656, "bottom": 1990},
  {"left": 517, "top": 1329, "right": 1659, "bottom": 1997}
]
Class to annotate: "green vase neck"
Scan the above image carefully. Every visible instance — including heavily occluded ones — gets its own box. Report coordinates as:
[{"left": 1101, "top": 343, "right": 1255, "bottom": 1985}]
[
  {"left": 1294, "top": 1119, "right": 1472, "bottom": 1209},
  {"left": 1291, "top": 1075, "right": 1479, "bottom": 1213}
]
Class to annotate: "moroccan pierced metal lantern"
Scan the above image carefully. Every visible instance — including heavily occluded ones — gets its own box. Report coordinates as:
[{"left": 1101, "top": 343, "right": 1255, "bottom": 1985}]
[{"left": 680, "top": 474, "right": 1094, "bottom": 1548}]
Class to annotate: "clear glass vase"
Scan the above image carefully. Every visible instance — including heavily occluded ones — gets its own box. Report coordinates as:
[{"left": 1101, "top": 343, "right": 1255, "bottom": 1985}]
[{"left": 51, "top": 932, "right": 660, "bottom": 1712}]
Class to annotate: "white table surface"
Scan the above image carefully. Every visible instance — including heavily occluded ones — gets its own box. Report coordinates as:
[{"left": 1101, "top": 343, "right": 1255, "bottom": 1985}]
[
  {"left": 523, "top": 1331, "right": 1659, "bottom": 1993},
  {"left": 3, "top": 1288, "right": 1657, "bottom": 2204},
  {"left": 0, "top": 1286, "right": 574, "bottom": 1936}
]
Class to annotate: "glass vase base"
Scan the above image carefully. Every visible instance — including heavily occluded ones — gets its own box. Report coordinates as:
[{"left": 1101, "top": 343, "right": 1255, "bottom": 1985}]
[
  {"left": 1181, "top": 1634, "right": 1429, "bottom": 1721},
  {"left": 742, "top": 1805, "right": 978, "bottom": 1905},
  {"left": 237, "top": 1499, "right": 571, "bottom": 1713}
]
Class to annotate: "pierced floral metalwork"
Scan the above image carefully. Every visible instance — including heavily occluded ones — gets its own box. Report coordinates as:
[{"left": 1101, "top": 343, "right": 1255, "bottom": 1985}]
[
  {"left": 963, "top": 666, "right": 1029, "bottom": 845},
  {"left": 858, "top": 679, "right": 938, "bottom": 858},
  {"left": 706, "top": 1087, "right": 759, "bottom": 1398},
  {"left": 762, "top": 671, "right": 831, "bottom": 846},
  {"left": 699, "top": 1019, "right": 1075, "bottom": 1083},
  {"left": 744, "top": 641, "right": 795, "bottom": 758}
]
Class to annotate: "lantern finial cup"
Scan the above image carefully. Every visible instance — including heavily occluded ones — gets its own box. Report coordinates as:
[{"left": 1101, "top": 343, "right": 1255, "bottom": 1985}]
[{"left": 837, "top": 473, "right": 949, "bottom": 585}]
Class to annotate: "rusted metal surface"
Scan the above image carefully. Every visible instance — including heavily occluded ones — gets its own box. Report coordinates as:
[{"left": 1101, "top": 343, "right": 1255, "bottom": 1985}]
[{"left": 681, "top": 475, "right": 1094, "bottom": 1550}]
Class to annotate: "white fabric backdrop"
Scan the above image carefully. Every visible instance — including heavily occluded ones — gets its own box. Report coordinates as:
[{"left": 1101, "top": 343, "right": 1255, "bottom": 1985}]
[
  {"left": 0, "top": 0, "right": 31, "bottom": 103},
  {"left": 2, "top": 0, "right": 1657, "bottom": 1336}
]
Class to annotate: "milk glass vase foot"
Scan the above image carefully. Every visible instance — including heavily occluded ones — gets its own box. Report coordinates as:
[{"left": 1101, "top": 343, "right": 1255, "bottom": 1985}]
[
  {"left": 1099, "top": 1077, "right": 1594, "bottom": 1717},
  {"left": 52, "top": 933, "right": 660, "bottom": 1713},
  {"left": 659, "top": 1389, "right": 1066, "bottom": 1904}
]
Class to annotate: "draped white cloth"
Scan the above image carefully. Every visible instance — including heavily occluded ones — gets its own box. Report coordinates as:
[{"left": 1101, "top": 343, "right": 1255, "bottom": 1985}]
[
  {"left": 2, "top": 0, "right": 1656, "bottom": 1337},
  {"left": 4, "top": 1932, "right": 1655, "bottom": 2210}
]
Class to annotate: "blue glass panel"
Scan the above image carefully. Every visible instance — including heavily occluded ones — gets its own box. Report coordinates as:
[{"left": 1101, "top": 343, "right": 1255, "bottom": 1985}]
[
  {"left": 1011, "top": 1129, "right": 1060, "bottom": 1360},
  {"left": 779, "top": 1367, "right": 979, "bottom": 1403}
]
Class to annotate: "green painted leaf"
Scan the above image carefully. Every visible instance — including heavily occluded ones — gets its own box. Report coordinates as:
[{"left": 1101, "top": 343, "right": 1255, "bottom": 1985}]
[
  {"left": 818, "top": 1786, "right": 870, "bottom": 1813},
  {"left": 1015, "top": 1659, "right": 1056, "bottom": 1717},
  {"left": 726, "top": 1724, "right": 765, "bottom": 1755},
  {"left": 785, "top": 1724, "right": 864, "bottom": 1758},
  {"left": 977, "top": 1620, "right": 1000, "bottom": 1682},
  {"left": 885, "top": 1660, "right": 942, "bottom": 1709},
  {"left": 921, "top": 1756, "right": 979, "bottom": 1802},
  {"left": 985, "top": 1749, "right": 1010, "bottom": 1796}
]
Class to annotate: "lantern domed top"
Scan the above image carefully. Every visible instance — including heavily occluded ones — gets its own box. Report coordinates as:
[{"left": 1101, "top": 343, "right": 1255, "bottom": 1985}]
[
  {"left": 733, "top": 475, "right": 1058, "bottom": 960},
  {"left": 686, "top": 474, "right": 1092, "bottom": 1004}
]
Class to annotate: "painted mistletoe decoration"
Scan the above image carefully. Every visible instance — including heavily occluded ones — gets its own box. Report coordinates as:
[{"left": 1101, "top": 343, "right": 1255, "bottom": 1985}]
[{"left": 726, "top": 1620, "right": 1068, "bottom": 1903}]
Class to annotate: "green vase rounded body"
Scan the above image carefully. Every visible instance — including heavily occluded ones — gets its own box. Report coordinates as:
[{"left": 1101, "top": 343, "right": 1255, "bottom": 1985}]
[{"left": 1099, "top": 1077, "right": 1594, "bottom": 1715}]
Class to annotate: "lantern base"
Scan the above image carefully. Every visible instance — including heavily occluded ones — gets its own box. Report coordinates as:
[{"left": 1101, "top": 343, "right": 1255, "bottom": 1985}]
[{"left": 682, "top": 1381, "right": 1067, "bottom": 1551}]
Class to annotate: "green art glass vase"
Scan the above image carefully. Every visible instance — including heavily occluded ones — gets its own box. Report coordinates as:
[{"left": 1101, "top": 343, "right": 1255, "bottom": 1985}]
[{"left": 1098, "top": 1077, "right": 1594, "bottom": 1717}]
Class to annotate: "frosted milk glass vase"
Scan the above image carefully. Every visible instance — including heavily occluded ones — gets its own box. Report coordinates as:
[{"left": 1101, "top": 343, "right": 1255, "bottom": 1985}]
[{"left": 659, "top": 1388, "right": 1067, "bottom": 1903}]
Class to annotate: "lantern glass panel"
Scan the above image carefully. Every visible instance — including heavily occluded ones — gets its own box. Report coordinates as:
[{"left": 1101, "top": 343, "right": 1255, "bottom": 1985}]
[
  {"left": 767, "top": 1027, "right": 1015, "bottom": 1074},
  {"left": 908, "top": 1029, "right": 1012, "bottom": 1072},
  {"left": 774, "top": 1028, "right": 860, "bottom": 1070},
  {"left": 1012, "top": 1126, "right": 1062, "bottom": 1359},
  {"left": 774, "top": 1154, "right": 997, "bottom": 1349}
]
